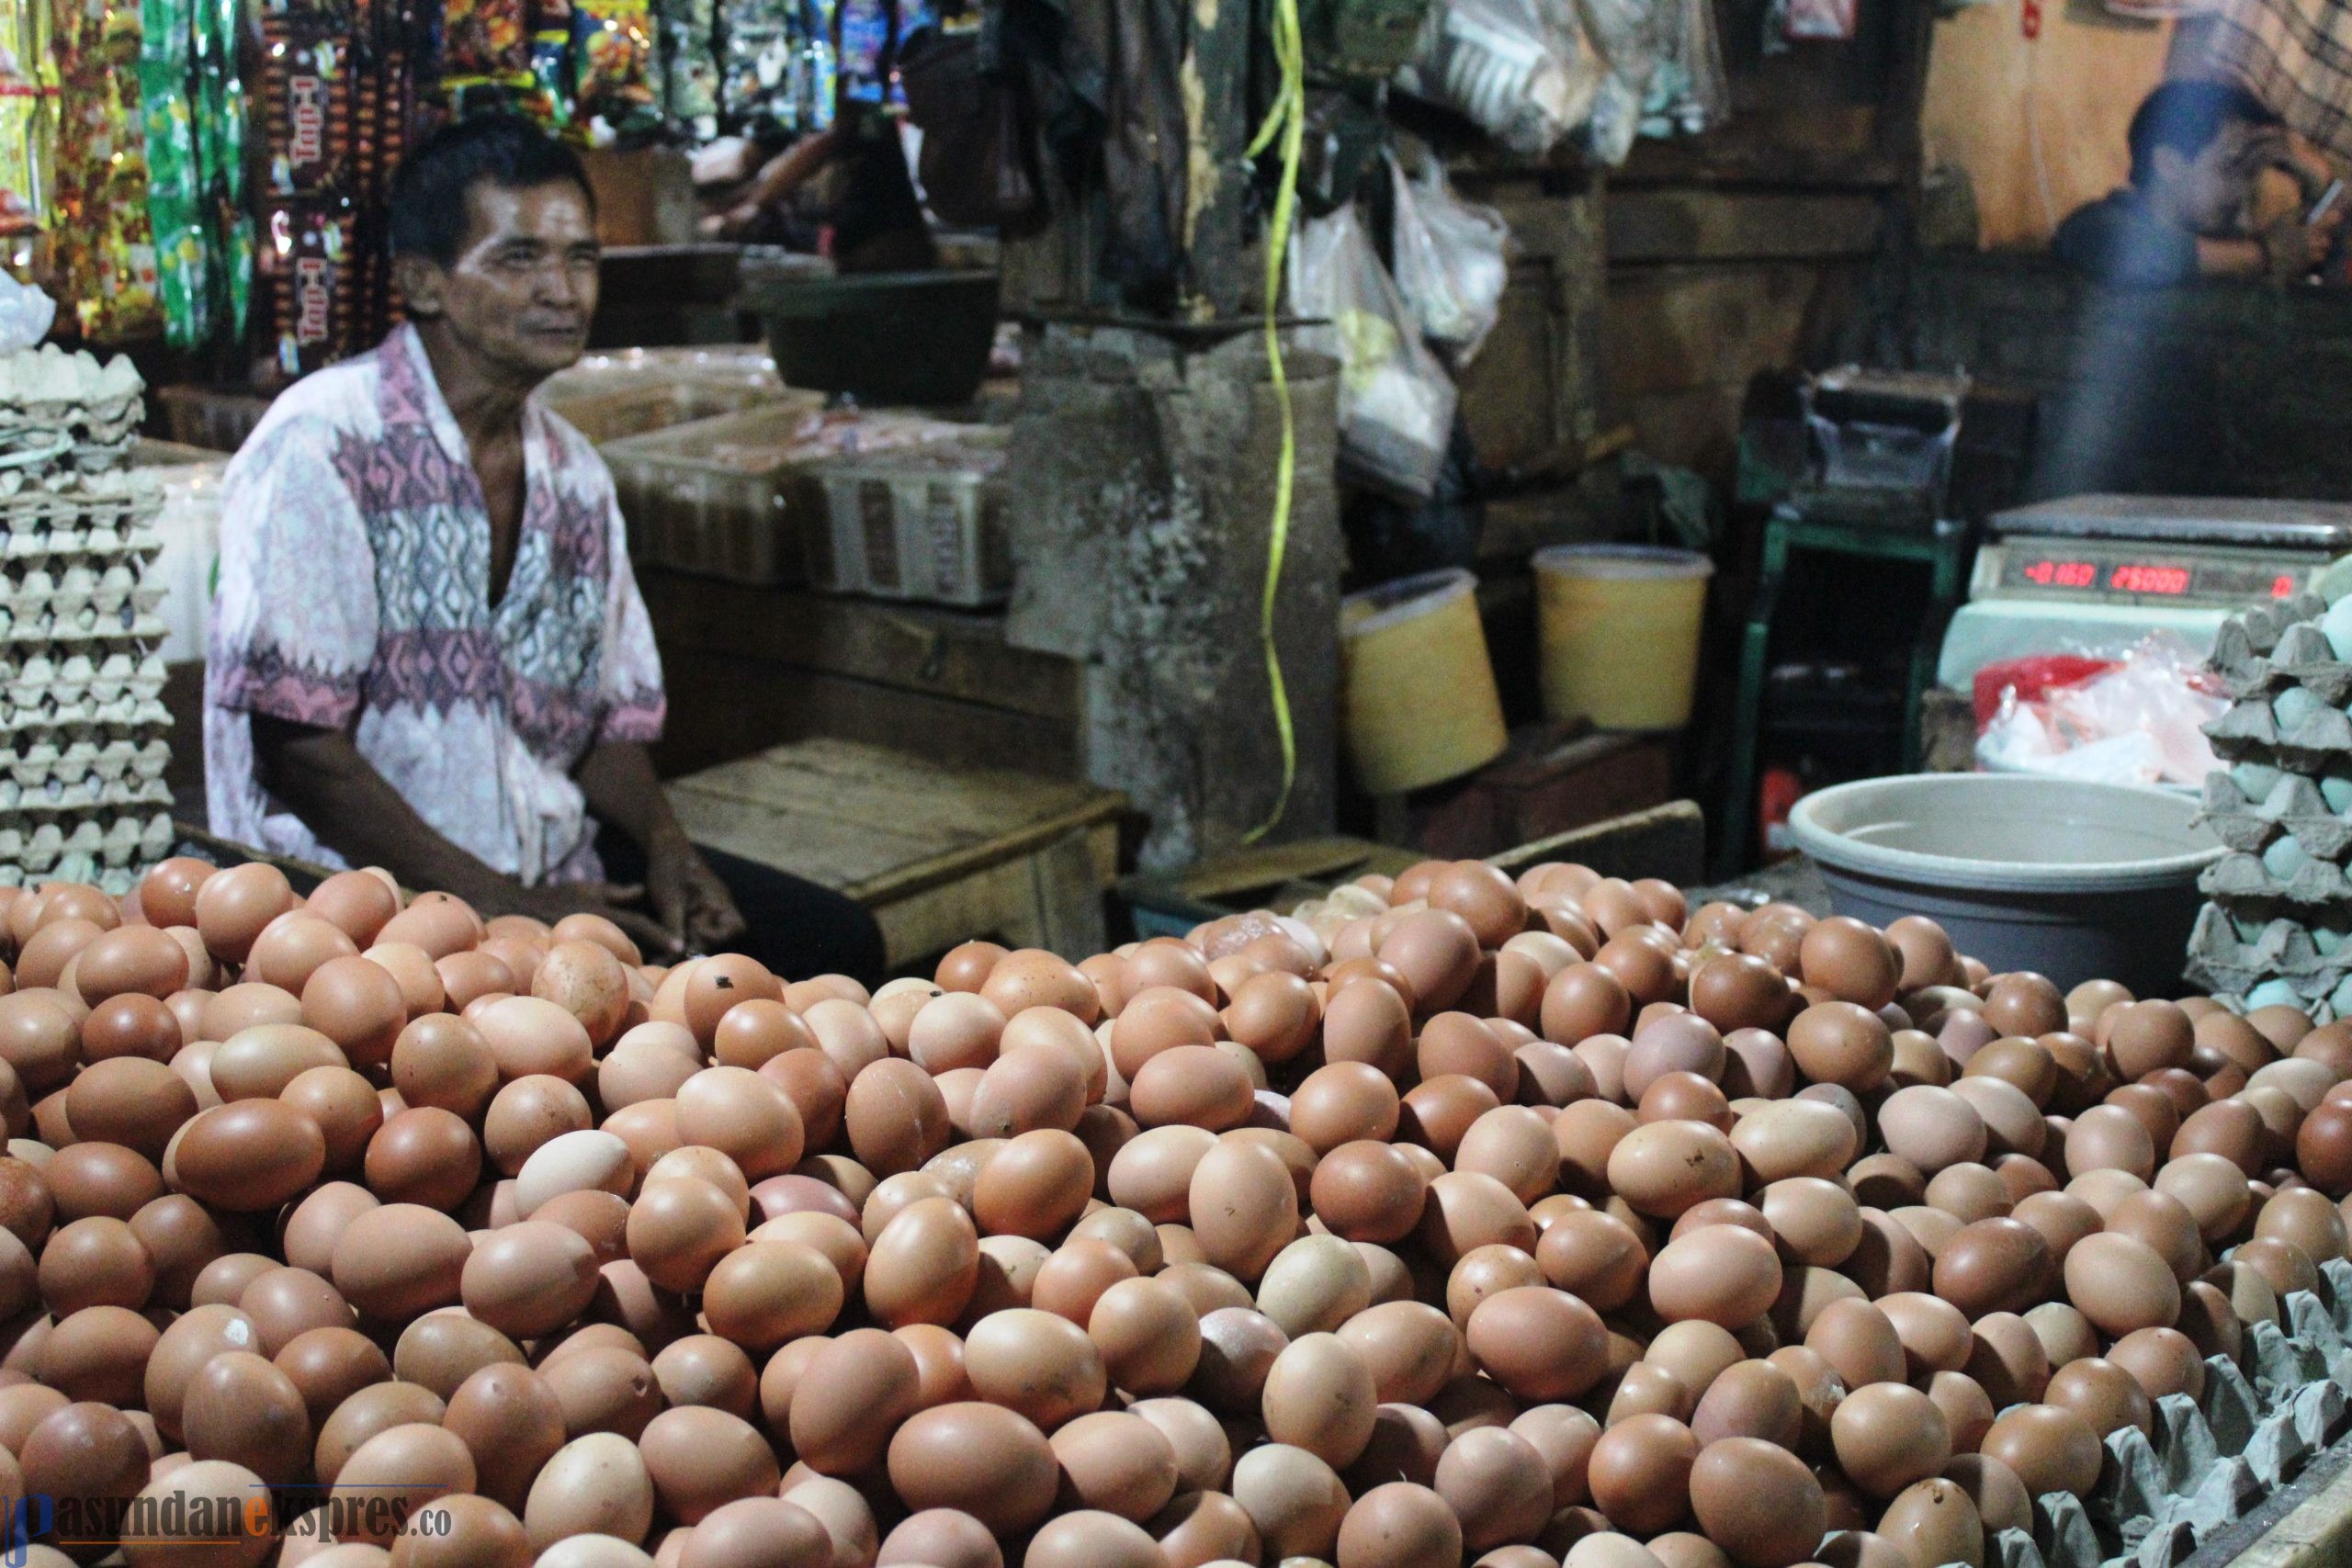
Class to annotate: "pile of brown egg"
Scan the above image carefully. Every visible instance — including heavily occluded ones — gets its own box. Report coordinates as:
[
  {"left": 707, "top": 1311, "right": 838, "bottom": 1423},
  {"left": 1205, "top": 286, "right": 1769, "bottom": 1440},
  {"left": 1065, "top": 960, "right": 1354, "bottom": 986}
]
[{"left": 0, "top": 856, "right": 2346, "bottom": 1568}]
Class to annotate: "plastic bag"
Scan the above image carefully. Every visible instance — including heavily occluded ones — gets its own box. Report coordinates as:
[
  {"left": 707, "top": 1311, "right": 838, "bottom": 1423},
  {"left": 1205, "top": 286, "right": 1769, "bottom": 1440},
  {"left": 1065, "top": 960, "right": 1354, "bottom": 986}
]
[
  {"left": 1575, "top": 0, "right": 1725, "bottom": 160},
  {"left": 1394, "top": 0, "right": 1600, "bottom": 159},
  {"left": 1290, "top": 201, "right": 1458, "bottom": 504},
  {"left": 1639, "top": 0, "right": 1727, "bottom": 139},
  {"left": 0, "top": 271, "right": 51, "bottom": 348},
  {"left": 1973, "top": 633, "right": 2226, "bottom": 787},
  {"left": 1388, "top": 153, "right": 1510, "bottom": 367}
]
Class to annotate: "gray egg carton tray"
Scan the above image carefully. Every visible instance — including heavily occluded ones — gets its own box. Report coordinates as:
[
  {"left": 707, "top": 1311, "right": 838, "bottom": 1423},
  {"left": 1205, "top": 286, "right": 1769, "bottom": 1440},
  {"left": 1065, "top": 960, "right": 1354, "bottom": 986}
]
[
  {"left": 2185, "top": 904, "right": 2352, "bottom": 1000},
  {"left": 1979, "top": 1255, "right": 2352, "bottom": 1568},
  {"left": 2210, "top": 592, "right": 2334, "bottom": 671},
  {"left": 0, "top": 807, "right": 174, "bottom": 884},
  {"left": 2213, "top": 621, "right": 2352, "bottom": 707},
  {"left": 2199, "top": 773, "right": 2352, "bottom": 862},
  {"left": 2198, "top": 852, "right": 2352, "bottom": 906},
  {"left": 2202, "top": 695, "right": 2352, "bottom": 770}
]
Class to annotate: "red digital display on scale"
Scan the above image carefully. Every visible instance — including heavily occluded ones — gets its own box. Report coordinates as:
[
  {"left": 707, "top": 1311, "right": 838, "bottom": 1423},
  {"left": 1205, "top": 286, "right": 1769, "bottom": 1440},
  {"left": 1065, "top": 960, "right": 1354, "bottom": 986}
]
[
  {"left": 2009, "top": 558, "right": 2300, "bottom": 599},
  {"left": 2021, "top": 559, "right": 2097, "bottom": 589},
  {"left": 2109, "top": 564, "right": 2191, "bottom": 594}
]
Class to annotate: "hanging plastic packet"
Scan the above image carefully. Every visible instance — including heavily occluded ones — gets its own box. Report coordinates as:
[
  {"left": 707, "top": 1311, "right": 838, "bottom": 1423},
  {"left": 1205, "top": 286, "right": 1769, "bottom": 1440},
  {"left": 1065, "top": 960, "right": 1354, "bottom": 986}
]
[
  {"left": 261, "top": 23, "right": 351, "bottom": 194},
  {"left": 0, "top": 88, "right": 41, "bottom": 236},
  {"left": 1393, "top": 0, "right": 1599, "bottom": 160},
  {"left": 529, "top": 26, "right": 573, "bottom": 125},
  {"left": 1288, "top": 201, "right": 1458, "bottom": 504},
  {"left": 0, "top": 0, "right": 30, "bottom": 85},
  {"left": 655, "top": 0, "right": 717, "bottom": 135},
  {"left": 263, "top": 200, "right": 353, "bottom": 376},
  {"left": 221, "top": 208, "right": 254, "bottom": 344},
  {"left": 572, "top": 0, "right": 657, "bottom": 133},
  {"left": 444, "top": 0, "right": 531, "bottom": 80},
  {"left": 1387, "top": 152, "right": 1510, "bottom": 367},
  {"left": 141, "top": 61, "right": 209, "bottom": 346}
]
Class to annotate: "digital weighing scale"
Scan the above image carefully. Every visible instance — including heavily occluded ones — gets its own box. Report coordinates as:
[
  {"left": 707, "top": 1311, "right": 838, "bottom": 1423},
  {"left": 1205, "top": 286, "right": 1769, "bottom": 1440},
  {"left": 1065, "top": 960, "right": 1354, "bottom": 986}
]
[{"left": 1937, "top": 494, "right": 2352, "bottom": 690}]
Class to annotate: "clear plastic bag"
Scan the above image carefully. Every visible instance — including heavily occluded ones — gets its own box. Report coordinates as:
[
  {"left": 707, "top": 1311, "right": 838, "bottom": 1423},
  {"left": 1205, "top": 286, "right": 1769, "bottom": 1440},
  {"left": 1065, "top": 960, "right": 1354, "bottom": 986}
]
[
  {"left": 1973, "top": 633, "right": 2225, "bottom": 787},
  {"left": 1289, "top": 202, "right": 1459, "bottom": 503},
  {"left": 1394, "top": 0, "right": 1602, "bottom": 159},
  {"left": 1574, "top": 0, "right": 1651, "bottom": 164},
  {"left": 1574, "top": 0, "right": 1727, "bottom": 160},
  {"left": 1388, "top": 153, "right": 1511, "bottom": 367},
  {"left": 1641, "top": 0, "right": 1729, "bottom": 139}
]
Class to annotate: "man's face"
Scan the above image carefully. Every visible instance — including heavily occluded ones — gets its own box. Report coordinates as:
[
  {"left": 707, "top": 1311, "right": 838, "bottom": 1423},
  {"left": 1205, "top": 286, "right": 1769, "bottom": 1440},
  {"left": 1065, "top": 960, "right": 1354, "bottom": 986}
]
[
  {"left": 2162, "top": 121, "right": 2262, "bottom": 233},
  {"left": 400, "top": 179, "right": 601, "bottom": 381}
]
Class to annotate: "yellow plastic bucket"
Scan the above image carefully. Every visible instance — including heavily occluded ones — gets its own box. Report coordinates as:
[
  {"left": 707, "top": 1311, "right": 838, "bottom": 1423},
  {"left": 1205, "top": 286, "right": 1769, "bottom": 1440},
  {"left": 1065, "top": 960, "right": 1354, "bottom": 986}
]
[
  {"left": 1534, "top": 544, "right": 1714, "bottom": 730},
  {"left": 1340, "top": 569, "right": 1509, "bottom": 795}
]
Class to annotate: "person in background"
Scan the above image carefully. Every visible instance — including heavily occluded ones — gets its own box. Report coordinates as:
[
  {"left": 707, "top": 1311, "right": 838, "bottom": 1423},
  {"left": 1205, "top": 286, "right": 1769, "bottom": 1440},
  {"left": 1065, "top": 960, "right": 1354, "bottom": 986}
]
[
  {"left": 698, "top": 100, "right": 936, "bottom": 273},
  {"left": 2054, "top": 79, "right": 2341, "bottom": 286},
  {"left": 204, "top": 115, "right": 888, "bottom": 983}
]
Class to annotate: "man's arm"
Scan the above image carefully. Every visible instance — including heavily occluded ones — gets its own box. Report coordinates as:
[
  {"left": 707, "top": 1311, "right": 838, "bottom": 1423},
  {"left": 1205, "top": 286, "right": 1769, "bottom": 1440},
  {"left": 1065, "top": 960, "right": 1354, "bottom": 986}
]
[
  {"left": 575, "top": 741, "right": 746, "bottom": 953},
  {"left": 2197, "top": 235, "right": 2269, "bottom": 276},
  {"left": 252, "top": 715, "right": 674, "bottom": 951}
]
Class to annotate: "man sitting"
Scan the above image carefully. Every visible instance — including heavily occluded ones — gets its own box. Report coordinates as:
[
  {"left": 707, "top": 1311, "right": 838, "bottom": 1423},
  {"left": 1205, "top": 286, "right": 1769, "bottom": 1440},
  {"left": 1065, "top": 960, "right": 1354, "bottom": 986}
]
[
  {"left": 2054, "top": 79, "right": 2338, "bottom": 286},
  {"left": 206, "top": 115, "right": 886, "bottom": 981}
]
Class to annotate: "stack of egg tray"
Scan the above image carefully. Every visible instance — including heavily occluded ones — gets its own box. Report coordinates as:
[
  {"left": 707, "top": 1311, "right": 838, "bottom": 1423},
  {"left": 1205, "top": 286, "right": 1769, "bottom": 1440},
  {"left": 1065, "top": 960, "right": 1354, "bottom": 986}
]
[
  {"left": 0, "top": 351, "right": 174, "bottom": 895},
  {"left": 1991, "top": 1254, "right": 2352, "bottom": 1568},
  {"left": 2188, "top": 590, "right": 2352, "bottom": 1019}
]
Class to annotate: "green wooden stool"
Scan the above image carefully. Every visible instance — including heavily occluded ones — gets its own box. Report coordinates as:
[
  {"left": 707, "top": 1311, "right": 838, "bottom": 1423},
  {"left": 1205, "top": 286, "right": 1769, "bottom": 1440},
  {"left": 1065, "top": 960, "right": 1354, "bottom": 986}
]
[{"left": 1717, "top": 506, "right": 1974, "bottom": 877}]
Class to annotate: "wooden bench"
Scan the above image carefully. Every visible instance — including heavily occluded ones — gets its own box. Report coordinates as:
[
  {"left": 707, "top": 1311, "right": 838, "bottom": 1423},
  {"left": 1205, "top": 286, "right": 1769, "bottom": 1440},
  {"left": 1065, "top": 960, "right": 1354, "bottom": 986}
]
[{"left": 664, "top": 739, "right": 1127, "bottom": 967}]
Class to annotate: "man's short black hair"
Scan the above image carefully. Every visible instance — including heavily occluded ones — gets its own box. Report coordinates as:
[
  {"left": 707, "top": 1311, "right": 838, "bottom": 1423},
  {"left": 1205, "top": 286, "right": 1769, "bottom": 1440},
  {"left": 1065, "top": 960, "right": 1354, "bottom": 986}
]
[
  {"left": 2128, "top": 79, "right": 2279, "bottom": 186},
  {"left": 388, "top": 115, "right": 597, "bottom": 265}
]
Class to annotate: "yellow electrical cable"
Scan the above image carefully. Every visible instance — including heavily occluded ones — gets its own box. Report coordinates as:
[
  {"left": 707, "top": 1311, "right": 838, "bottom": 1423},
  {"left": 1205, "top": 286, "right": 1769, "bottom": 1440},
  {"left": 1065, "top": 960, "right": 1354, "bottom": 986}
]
[{"left": 1242, "top": 0, "right": 1306, "bottom": 844}]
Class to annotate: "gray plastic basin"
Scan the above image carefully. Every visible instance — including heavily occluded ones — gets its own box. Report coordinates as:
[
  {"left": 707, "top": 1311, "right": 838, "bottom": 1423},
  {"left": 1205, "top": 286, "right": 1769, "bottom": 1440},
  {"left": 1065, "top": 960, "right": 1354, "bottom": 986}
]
[{"left": 1786, "top": 774, "right": 2224, "bottom": 997}]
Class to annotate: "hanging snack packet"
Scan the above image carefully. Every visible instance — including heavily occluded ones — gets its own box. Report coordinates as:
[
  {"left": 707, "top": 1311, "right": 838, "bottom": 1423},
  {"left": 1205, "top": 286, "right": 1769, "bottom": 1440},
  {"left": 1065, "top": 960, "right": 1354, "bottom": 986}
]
[
  {"left": 141, "top": 56, "right": 210, "bottom": 345},
  {"left": 263, "top": 199, "right": 353, "bottom": 376},
  {"left": 443, "top": 0, "right": 529, "bottom": 80},
  {"left": 0, "top": 89, "right": 40, "bottom": 235},
  {"left": 529, "top": 26, "right": 572, "bottom": 125},
  {"left": 261, "top": 22, "right": 351, "bottom": 193},
  {"left": 655, "top": 0, "right": 715, "bottom": 133},
  {"left": 572, "top": 0, "right": 655, "bottom": 129}
]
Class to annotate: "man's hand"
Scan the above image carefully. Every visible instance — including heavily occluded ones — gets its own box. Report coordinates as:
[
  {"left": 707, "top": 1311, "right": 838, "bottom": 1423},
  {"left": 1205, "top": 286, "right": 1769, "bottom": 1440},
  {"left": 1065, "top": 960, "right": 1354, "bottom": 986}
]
[
  {"left": 2260, "top": 214, "right": 2335, "bottom": 281},
  {"left": 491, "top": 878, "right": 680, "bottom": 961},
  {"left": 646, "top": 825, "right": 748, "bottom": 955}
]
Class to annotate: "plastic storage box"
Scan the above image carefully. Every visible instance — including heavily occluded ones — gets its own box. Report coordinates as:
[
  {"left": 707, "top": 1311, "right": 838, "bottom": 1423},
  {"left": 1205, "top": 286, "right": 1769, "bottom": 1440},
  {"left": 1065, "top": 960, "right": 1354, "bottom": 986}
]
[
  {"left": 600, "top": 395, "right": 831, "bottom": 582},
  {"left": 805, "top": 430, "right": 1011, "bottom": 604}
]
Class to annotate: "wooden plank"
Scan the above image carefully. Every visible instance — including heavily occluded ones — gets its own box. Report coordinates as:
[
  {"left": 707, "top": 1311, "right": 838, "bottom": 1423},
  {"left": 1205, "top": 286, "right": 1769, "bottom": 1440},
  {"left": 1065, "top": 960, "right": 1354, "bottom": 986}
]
[
  {"left": 675, "top": 739, "right": 1108, "bottom": 844},
  {"left": 867, "top": 822, "right": 1118, "bottom": 964},
  {"left": 668, "top": 739, "right": 1125, "bottom": 908},
  {"left": 650, "top": 649, "right": 1079, "bottom": 779},
  {"left": 1176, "top": 837, "right": 1403, "bottom": 901},
  {"left": 1604, "top": 264, "right": 1833, "bottom": 400},
  {"left": 665, "top": 790, "right": 944, "bottom": 892},
  {"left": 639, "top": 571, "right": 1080, "bottom": 724},
  {"left": 841, "top": 798, "right": 1123, "bottom": 905},
  {"left": 1490, "top": 800, "right": 1707, "bottom": 888},
  {"left": 2216, "top": 1438, "right": 2352, "bottom": 1568},
  {"left": 1606, "top": 191, "right": 1884, "bottom": 264},
  {"left": 1614, "top": 108, "right": 1902, "bottom": 189}
]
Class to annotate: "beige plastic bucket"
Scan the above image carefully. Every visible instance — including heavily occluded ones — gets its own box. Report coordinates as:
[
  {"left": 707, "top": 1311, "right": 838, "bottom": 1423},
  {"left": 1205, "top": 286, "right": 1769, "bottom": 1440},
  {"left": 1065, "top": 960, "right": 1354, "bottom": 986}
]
[
  {"left": 1534, "top": 544, "right": 1714, "bottom": 730},
  {"left": 1340, "top": 569, "right": 1509, "bottom": 795}
]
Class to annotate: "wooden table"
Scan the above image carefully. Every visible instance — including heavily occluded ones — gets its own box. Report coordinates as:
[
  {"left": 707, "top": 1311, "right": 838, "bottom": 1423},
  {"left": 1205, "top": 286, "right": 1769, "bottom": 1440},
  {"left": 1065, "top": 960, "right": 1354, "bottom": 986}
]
[{"left": 665, "top": 738, "right": 1126, "bottom": 965}]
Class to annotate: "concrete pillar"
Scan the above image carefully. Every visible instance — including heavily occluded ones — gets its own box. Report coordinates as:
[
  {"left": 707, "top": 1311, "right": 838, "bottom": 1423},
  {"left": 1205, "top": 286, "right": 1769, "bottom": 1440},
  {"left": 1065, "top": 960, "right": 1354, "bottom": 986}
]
[{"left": 1006, "top": 322, "right": 1343, "bottom": 871}]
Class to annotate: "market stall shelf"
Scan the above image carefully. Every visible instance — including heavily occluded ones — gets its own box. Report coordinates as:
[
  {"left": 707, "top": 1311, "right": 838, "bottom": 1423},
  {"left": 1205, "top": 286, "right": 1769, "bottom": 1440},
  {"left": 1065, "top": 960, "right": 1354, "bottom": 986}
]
[{"left": 663, "top": 738, "right": 1127, "bottom": 966}]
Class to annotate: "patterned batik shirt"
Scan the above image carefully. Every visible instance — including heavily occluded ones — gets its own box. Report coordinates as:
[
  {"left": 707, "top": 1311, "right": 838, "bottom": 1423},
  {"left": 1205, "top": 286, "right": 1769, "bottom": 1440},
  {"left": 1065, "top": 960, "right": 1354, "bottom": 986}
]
[{"left": 205, "top": 322, "right": 667, "bottom": 886}]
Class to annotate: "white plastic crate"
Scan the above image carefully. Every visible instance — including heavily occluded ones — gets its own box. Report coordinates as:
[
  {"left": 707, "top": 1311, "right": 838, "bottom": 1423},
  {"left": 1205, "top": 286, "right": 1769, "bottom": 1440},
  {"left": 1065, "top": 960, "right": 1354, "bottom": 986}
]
[{"left": 807, "top": 431, "right": 1011, "bottom": 606}]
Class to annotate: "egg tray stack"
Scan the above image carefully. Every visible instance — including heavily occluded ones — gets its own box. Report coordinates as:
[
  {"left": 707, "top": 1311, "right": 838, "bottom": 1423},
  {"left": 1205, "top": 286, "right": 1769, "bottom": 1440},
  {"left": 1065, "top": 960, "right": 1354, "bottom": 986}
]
[
  {"left": 2187, "top": 589, "right": 2352, "bottom": 1021},
  {"left": 1991, "top": 1255, "right": 2352, "bottom": 1568},
  {"left": 0, "top": 349, "right": 175, "bottom": 896}
]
